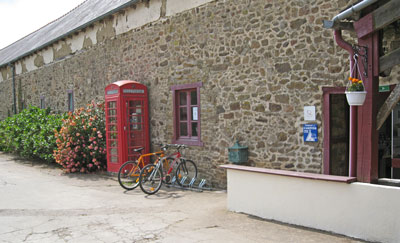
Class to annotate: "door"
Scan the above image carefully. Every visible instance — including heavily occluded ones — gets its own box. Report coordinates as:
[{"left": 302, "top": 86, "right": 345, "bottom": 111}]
[
  {"left": 106, "top": 100, "right": 119, "bottom": 166},
  {"left": 124, "top": 99, "right": 146, "bottom": 162},
  {"left": 329, "top": 94, "right": 350, "bottom": 176}
]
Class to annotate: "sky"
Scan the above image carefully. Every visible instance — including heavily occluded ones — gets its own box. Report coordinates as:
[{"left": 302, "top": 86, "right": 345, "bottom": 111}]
[{"left": 0, "top": 0, "right": 85, "bottom": 50}]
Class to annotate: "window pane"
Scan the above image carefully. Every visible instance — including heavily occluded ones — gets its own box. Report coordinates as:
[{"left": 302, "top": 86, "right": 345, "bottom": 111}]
[
  {"left": 108, "top": 117, "right": 117, "bottom": 123},
  {"left": 180, "top": 123, "right": 188, "bottom": 136},
  {"left": 68, "top": 93, "right": 74, "bottom": 111},
  {"left": 108, "top": 125, "right": 117, "bottom": 131},
  {"left": 191, "top": 90, "right": 197, "bottom": 105},
  {"left": 180, "top": 107, "right": 187, "bottom": 121},
  {"left": 110, "top": 148, "right": 118, "bottom": 155},
  {"left": 108, "top": 101, "right": 116, "bottom": 108},
  {"left": 111, "top": 156, "right": 118, "bottom": 163},
  {"left": 130, "top": 123, "right": 142, "bottom": 131},
  {"left": 108, "top": 109, "right": 116, "bottom": 116},
  {"left": 179, "top": 92, "right": 187, "bottom": 105},
  {"left": 40, "top": 98, "right": 45, "bottom": 109},
  {"left": 129, "top": 100, "right": 142, "bottom": 107},
  {"left": 192, "top": 122, "right": 198, "bottom": 137}
]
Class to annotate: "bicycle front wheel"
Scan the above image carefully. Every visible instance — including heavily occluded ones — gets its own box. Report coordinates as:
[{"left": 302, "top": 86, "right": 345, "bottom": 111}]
[
  {"left": 176, "top": 159, "right": 198, "bottom": 187},
  {"left": 118, "top": 161, "right": 141, "bottom": 190},
  {"left": 139, "top": 164, "right": 163, "bottom": 195}
]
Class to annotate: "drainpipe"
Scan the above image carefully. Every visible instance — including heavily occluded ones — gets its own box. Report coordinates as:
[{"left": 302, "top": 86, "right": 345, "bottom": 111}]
[
  {"left": 334, "top": 30, "right": 357, "bottom": 177},
  {"left": 8, "top": 63, "right": 17, "bottom": 115},
  {"left": 330, "top": 0, "right": 378, "bottom": 177}
]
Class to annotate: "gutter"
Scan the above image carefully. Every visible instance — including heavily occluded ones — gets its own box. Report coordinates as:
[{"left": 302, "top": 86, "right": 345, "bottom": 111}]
[
  {"left": 332, "top": 0, "right": 378, "bottom": 22},
  {"left": 323, "top": 0, "right": 378, "bottom": 29},
  {"left": 0, "top": 0, "right": 141, "bottom": 69}
]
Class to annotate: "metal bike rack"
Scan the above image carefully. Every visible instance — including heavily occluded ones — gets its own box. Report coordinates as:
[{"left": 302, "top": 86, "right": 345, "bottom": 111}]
[{"left": 167, "top": 176, "right": 212, "bottom": 192}]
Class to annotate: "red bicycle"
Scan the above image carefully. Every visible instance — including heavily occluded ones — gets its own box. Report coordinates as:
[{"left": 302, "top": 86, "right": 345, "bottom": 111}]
[{"left": 139, "top": 144, "right": 197, "bottom": 195}]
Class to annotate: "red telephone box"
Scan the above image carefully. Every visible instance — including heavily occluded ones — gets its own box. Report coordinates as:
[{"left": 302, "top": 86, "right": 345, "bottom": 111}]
[{"left": 105, "top": 80, "right": 150, "bottom": 172}]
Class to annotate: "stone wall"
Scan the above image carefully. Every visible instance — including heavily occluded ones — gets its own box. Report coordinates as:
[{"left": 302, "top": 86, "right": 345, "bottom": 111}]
[{"left": 1, "top": 0, "right": 399, "bottom": 187}]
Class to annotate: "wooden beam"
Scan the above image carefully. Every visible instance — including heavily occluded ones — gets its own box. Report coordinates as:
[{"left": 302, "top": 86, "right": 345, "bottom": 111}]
[
  {"left": 380, "top": 47, "right": 400, "bottom": 73},
  {"left": 323, "top": 20, "right": 354, "bottom": 31},
  {"left": 354, "top": 0, "right": 400, "bottom": 38},
  {"left": 374, "top": 0, "right": 400, "bottom": 32},
  {"left": 377, "top": 84, "right": 400, "bottom": 130}
]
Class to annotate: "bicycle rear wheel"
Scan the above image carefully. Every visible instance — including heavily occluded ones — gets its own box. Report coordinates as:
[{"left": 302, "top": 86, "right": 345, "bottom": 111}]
[
  {"left": 118, "top": 161, "right": 141, "bottom": 190},
  {"left": 139, "top": 164, "right": 163, "bottom": 195},
  {"left": 176, "top": 159, "right": 197, "bottom": 187}
]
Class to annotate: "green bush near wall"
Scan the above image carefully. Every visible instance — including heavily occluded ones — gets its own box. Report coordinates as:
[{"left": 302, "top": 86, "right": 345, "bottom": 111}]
[{"left": 0, "top": 106, "right": 66, "bottom": 163}]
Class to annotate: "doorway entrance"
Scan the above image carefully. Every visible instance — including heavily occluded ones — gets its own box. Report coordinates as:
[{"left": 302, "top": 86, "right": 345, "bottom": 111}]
[
  {"left": 329, "top": 94, "right": 350, "bottom": 176},
  {"left": 323, "top": 87, "right": 349, "bottom": 176},
  {"left": 378, "top": 102, "right": 400, "bottom": 179}
]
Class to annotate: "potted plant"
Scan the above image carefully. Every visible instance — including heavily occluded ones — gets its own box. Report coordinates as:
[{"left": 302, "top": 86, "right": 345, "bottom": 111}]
[{"left": 345, "top": 76, "right": 366, "bottom": 106}]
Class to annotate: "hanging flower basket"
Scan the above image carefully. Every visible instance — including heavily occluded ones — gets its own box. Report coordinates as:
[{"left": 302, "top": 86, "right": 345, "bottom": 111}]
[
  {"left": 345, "top": 54, "right": 367, "bottom": 106},
  {"left": 345, "top": 90, "right": 367, "bottom": 106}
]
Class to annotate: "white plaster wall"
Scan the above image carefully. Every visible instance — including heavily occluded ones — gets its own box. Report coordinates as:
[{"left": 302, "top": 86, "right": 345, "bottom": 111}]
[
  {"left": 15, "top": 62, "right": 22, "bottom": 75},
  {"left": 67, "top": 33, "right": 85, "bottom": 53},
  {"left": 166, "top": 0, "right": 214, "bottom": 16},
  {"left": 24, "top": 55, "right": 36, "bottom": 73},
  {"left": 41, "top": 48, "right": 54, "bottom": 65},
  {"left": 85, "top": 26, "right": 99, "bottom": 46},
  {"left": 114, "top": 0, "right": 162, "bottom": 35},
  {"left": 226, "top": 169, "right": 400, "bottom": 243}
]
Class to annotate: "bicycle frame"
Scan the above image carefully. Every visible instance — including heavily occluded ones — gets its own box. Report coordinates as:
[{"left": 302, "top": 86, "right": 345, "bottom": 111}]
[
  {"left": 125, "top": 150, "right": 165, "bottom": 179},
  {"left": 147, "top": 147, "right": 183, "bottom": 181}
]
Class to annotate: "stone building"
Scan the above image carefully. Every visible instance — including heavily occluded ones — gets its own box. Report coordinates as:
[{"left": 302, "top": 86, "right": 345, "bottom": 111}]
[{"left": 1, "top": 0, "right": 399, "bottom": 187}]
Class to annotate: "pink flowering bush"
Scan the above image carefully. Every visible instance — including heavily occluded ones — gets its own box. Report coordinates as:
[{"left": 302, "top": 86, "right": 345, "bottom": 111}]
[{"left": 53, "top": 102, "right": 107, "bottom": 173}]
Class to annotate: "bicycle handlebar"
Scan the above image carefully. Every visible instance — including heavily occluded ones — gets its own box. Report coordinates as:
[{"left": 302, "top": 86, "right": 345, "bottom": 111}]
[{"left": 154, "top": 143, "right": 188, "bottom": 151}]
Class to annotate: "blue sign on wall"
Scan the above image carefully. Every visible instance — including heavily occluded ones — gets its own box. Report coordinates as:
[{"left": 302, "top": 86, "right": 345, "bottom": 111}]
[{"left": 303, "top": 124, "right": 318, "bottom": 142}]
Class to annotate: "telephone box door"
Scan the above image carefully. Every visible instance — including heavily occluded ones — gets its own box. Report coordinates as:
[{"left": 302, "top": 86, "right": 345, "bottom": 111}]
[{"left": 124, "top": 99, "right": 146, "bottom": 162}]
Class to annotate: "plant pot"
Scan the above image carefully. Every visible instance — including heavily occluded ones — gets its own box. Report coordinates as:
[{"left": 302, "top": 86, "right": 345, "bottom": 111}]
[{"left": 345, "top": 91, "right": 367, "bottom": 106}]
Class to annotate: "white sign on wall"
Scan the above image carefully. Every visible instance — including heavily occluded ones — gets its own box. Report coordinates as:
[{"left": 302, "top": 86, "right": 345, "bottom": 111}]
[
  {"left": 304, "top": 106, "right": 316, "bottom": 121},
  {"left": 192, "top": 107, "right": 198, "bottom": 121}
]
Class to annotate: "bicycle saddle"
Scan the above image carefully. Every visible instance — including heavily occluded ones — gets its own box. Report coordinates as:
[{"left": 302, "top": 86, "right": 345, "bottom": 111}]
[{"left": 133, "top": 147, "right": 144, "bottom": 152}]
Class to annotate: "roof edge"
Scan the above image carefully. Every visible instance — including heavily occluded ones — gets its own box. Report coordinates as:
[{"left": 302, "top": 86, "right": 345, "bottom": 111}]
[{"left": 0, "top": 0, "right": 141, "bottom": 69}]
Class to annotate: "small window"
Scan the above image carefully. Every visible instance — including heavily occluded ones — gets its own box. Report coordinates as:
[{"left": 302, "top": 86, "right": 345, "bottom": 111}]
[
  {"left": 68, "top": 90, "right": 74, "bottom": 112},
  {"left": 40, "top": 96, "right": 45, "bottom": 109},
  {"left": 171, "top": 82, "right": 203, "bottom": 146}
]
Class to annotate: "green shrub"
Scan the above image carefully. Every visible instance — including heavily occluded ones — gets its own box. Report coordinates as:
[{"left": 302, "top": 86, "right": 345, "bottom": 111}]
[
  {"left": 53, "top": 102, "right": 106, "bottom": 173},
  {"left": 0, "top": 106, "right": 65, "bottom": 163}
]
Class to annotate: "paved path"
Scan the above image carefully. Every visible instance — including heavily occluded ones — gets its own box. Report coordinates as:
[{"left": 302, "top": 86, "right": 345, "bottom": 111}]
[{"left": 0, "top": 153, "right": 364, "bottom": 243}]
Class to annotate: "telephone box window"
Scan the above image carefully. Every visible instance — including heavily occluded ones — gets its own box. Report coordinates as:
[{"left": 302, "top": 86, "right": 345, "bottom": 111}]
[{"left": 171, "top": 82, "right": 203, "bottom": 146}]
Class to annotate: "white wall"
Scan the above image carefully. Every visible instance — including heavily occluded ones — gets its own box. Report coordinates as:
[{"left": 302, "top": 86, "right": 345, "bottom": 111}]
[
  {"left": 226, "top": 169, "right": 400, "bottom": 243},
  {"left": 166, "top": 0, "right": 214, "bottom": 16}
]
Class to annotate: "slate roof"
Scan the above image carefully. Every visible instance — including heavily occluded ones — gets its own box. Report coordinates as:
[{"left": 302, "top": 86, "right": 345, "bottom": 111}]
[{"left": 0, "top": 0, "right": 139, "bottom": 68}]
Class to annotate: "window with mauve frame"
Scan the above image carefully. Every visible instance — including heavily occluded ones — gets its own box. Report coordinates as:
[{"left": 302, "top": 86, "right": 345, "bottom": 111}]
[{"left": 171, "top": 82, "right": 203, "bottom": 146}]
